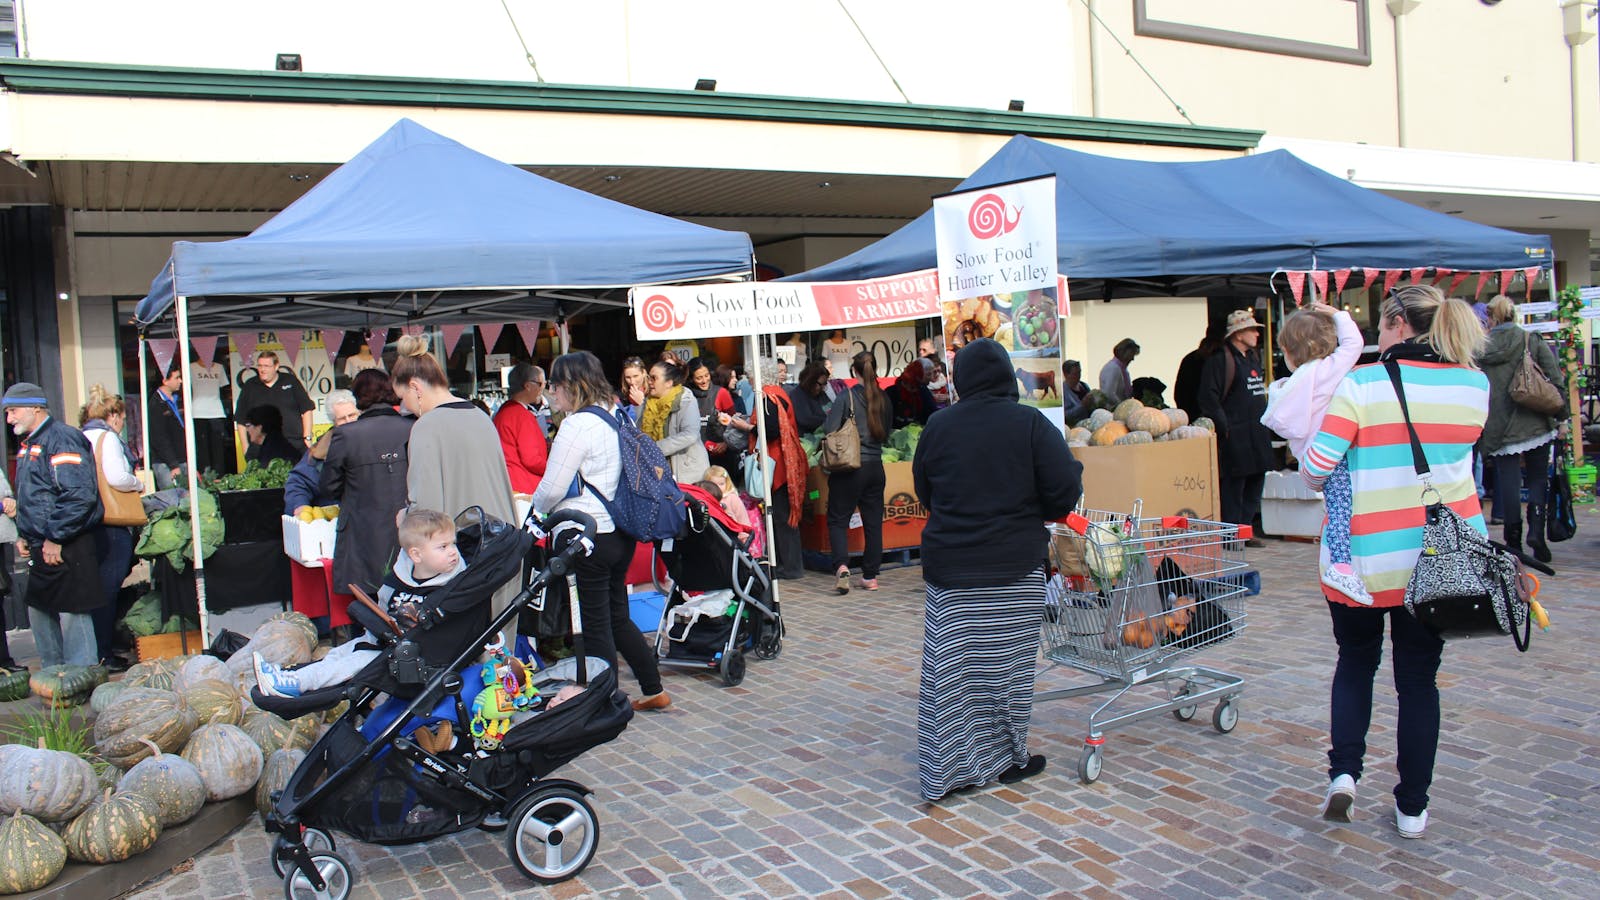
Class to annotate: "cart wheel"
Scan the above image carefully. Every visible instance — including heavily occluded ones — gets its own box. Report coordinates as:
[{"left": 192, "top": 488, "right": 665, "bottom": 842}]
[
  {"left": 271, "top": 827, "right": 336, "bottom": 878},
  {"left": 1077, "top": 745, "right": 1103, "bottom": 784},
  {"left": 282, "top": 851, "right": 351, "bottom": 900},
  {"left": 720, "top": 649, "right": 747, "bottom": 686},
  {"left": 1212, "top": 700, "right": 1239, "bottom": 734},
  {"left": 506, "top": 785, "right": 600, "bottom": 884},
  {"left": 1171, "top": 690, "right": 1197, "bottom": 722},
  {"left": 754, "top": 627, "right": 783, "bottom": 660}
]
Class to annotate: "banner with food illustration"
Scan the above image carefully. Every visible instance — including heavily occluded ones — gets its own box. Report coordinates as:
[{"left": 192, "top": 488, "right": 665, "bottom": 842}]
[{"left": 933, "top": 176, "right": 1065, "bottom": 431}]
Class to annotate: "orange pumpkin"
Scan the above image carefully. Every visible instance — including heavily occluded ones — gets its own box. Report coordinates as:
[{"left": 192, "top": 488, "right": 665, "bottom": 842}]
[{"left": 1091, "top": 422, "right": 1130, "bottom": 446}]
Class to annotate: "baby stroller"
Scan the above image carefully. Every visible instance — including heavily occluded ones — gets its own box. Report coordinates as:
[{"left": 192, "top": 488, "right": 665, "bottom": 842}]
[
  {"left": 252, "top": 508, "right": 632, "bottom": 898},
  {"left": 652, "top": 484, "right": 783, "bottom": 686}
]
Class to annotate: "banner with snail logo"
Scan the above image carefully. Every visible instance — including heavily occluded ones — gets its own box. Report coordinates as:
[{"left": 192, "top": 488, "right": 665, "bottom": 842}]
[{"left": 933, "top": 175, "right": 1064, "bottom": 427}]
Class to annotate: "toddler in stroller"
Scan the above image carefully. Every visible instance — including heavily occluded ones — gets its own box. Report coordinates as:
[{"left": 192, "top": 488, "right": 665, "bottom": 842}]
[
  {"left": 653, "top": 483, "right": 783, "bottom": 686},
  {"left": 252, "top": 508, "right": 633, "bottom": 897}
]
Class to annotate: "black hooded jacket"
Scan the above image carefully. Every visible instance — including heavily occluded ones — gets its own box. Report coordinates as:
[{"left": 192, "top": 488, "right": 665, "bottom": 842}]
[{"left": 913, "top": 340, "right": 1083, "bottom": 588}]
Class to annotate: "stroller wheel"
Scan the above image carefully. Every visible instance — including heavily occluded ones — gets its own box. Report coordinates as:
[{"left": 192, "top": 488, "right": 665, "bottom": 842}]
[
  {"left": 271, "top": 827, "right": 336, "bottom": 878},
  {"left": 754, "top": 624, "right": 783, "bottom": 661},
  {"left": 506, "top": 785, "right": 600, "bottom": 884},
  {"left": 281, "top": 850, "right": 352, "bottom": 900},
  {"left": 719, "top": 649, "right": 747, "bottom": 686}
]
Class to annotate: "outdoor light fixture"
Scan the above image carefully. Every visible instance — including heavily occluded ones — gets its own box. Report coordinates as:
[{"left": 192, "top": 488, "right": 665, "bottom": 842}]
[
  {"left": 694, "top": 78, "right": 717, "bottom": 91},
  {"left": 1008, "top": 99, "right": 1025, "bottom": 112},
  {"left": 276, "top": 54, "right": 302, "bottom": 72},
  {"left": 603, "top": 175, "right": 623, "bottom": 183}
]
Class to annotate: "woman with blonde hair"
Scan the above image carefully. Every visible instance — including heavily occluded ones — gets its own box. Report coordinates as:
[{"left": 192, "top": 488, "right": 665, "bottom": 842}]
[
  {"left": 79, "top": 386, "right": 142, "bottom": 670},
  {"left": 1475, "top": 294, "right": 1566, "bottom": 562},
  {"left": 1300, "top": 285, "right": 1488, "bottom": 840}
]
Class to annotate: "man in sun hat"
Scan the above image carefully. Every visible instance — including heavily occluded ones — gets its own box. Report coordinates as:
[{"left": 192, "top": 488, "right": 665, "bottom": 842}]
[
  {"left": 1198, "top": 310, "right": 1274, "bottom": 545},
  {"left": 4, "top": 382, "right": 105, "bottom": 667}
]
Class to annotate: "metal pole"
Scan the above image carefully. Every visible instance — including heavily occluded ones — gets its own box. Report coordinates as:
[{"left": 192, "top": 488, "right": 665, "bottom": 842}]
[
  {"left": 175, "top": 294, "right": 210, "bottom": 649},
  {"left": 138, "top": 331, "right": 151, "bottom": 480},
  {"left": 746, "top": 330, "right": 778, "bottom": 582}
]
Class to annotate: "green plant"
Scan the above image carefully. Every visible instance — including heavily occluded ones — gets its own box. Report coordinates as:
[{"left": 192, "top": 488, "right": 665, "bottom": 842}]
[{"left": 3, "top": 704, "right": 98, "bottom": 764}]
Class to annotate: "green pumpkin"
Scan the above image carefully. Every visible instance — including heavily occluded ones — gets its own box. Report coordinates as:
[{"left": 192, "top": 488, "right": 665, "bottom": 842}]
[
  {"left": 267, "top": 611, "right": 320, "bottom": 649},
  {"left": 94, "top": 688, "right": 199, "bottom": 768},
  {"left": 89, "top": 680, "right": 131, "bottom": 715},
  {"left": 224, "top": 622, "right": 316, "bottom": 695},
  {"left": 0, "top": 743, "right": 99, "bottom": 822},
  {"left": 0, "top": 669, "right": 30, "bottom": 702},
  {"left": 62, "top": 788, "right": 162, "bottom": 864},
  {"left": 123, "top": 658, "right": 182, "bottom": 692},
  {"left": 182, "top": 677, "right": 243, "bottom": 728},
  {"left": 255, "top": 748, "right": 305, "bottom": 818},
  {"left": 181, "top": 723, "right": 263, "bottom": 801},
  {"left": 28, "top": 665, "right": 106, "bottom": 708},
  {"left": 239, "top": 707, "right": 320, "bottom": 757},
  {"left": 0, "top": 812, "right": 68, "bottom": 894},
  {"left": 172, "top": 654, "right": 231, "bottom": 695},
  {"left": 119, "top": 740, "right": 206, "bottom": 828}
]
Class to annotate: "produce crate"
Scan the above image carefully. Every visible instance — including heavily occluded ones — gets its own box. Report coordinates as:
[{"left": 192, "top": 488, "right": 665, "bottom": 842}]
[
  {"left": 1571, "top": 464, "right": 1597, "bottom": 504},
  {"left": 135, "top": 630, "right": 204, "bottom": 661}
]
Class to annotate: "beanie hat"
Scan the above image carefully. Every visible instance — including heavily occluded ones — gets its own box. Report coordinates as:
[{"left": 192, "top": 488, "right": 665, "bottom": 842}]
[{"left": 1, "top": 383, "right": 48, "bottom": 409}]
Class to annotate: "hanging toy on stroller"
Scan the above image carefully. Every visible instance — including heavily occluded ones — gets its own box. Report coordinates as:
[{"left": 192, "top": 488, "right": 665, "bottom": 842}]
[{"left": 254, "top": 508, "right": 633, "bottom": 897}]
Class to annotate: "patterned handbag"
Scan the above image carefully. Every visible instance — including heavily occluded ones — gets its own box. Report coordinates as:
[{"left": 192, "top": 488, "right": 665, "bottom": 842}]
[{"left": 1383, "top": 361, "right": 1531, "bottom": 651}]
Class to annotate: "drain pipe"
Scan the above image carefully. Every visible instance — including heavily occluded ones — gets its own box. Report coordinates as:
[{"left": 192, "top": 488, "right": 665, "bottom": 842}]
[
  {"left": 1387, "top": 1, "right": 1421, "bottom": 148},
  {"left": 1562, "top": 1, "right": 1597, "bottom": 161}
]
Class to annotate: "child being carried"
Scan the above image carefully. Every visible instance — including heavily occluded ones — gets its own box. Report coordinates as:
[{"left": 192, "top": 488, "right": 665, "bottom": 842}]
[{"left": 255, "top": 508, "right": 466, "bottom": 697}]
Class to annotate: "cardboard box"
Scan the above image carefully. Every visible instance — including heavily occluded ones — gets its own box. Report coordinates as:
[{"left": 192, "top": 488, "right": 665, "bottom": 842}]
[
  {"left": 1072, "top": 435, "right": 1220, "bottom": 520},
  {"left": 282, "top": 514, "right": 338, "bottom": 566},
  {"left": 136, "top": 630, "right": 204, "bottom": 661},
  {"left": 801, "top": 461, "right": 927, "bottom": 553}
]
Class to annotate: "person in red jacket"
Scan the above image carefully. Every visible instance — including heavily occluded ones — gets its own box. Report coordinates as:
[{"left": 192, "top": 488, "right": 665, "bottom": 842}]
[{"left": 495, "top": 364, "right": 550, "bottom": 495}]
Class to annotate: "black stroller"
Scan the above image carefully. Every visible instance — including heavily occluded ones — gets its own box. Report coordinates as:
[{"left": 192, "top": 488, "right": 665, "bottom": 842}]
[
  {"left": 253, "top": 509, "right": 631, "bottom": 898},
  {"left": 652, "top": 484, "right": 783, "bottom": 686}
]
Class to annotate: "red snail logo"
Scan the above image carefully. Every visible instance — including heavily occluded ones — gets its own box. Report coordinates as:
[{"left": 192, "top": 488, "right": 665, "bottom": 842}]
[
  {"left": 640, "top": 294, "right": 687, "bottom": 333},
  {"left": 967, "top": 193, "right": 1022, "bottom": 240}
]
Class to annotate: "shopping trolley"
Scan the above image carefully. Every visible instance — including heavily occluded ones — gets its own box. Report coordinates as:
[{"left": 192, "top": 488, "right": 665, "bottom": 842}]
[{"left": 1037, "top": 504, "right": 1251, "bottom": 783}]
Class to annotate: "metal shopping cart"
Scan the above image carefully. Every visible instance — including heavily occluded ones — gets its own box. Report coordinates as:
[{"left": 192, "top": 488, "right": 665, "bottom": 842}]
[{"left": 1038, "top": 504, "right": 1251, "bottom": 783}]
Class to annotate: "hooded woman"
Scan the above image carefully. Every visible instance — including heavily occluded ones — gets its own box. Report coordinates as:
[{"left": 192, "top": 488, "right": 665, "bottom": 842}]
[{"left": 911, "top": 338, "right": 1082, "bottom": 801}]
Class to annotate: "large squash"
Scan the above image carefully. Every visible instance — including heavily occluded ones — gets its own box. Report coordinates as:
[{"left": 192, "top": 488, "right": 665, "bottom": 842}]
[
  {"left": 1127, "top": 407, "right": 1170, "bottom": 437},
  {"left": 224, "top": 621, "right": 316, "bottom": 695},
  {"left": 181, "top": 723, "right": 263, "bottom": 801},
  {"left": 94, "top": 688, "right": 199, "bottom": 768},
  {"left": 0, "top": 813, "right": 67, "bottom": 894},
  {"left": 182, "top": 678, "right": 243, "bottom": 728},
  {"left": 1090, "top": 422, "right": 1129, "bottom": 446},
  {"left": 172, "top": 654, "right": 231, "bottom": 695},
  {"left": 1112, "top": 398, "right": 1145, "bottom": 424},
  {"left": 1171, "top": 425, "right": 1213, "bottom": 441},
  {"left": 267, "top": 611, "right": 320, "bottom": 650},
  {"left": 1162, "top": 407, "right": 1190, "bottom": 430},
  {"left": 239, "top": 707, "right": 320, "bottom": 757},
  {"left": 29, "top": 665, "right": 106, "bottom": 708},
  {"left": 255, "top": 748, "right": 305, "bottom": 818},
  {"left": 122, "top": 658, "right": 181, "bottom": 692},
  {"left": 1192, "top": 416, "right": 1217, "bottom": 433},
  {"left": 88, "top": 680, "right": 131, "bottom": 716},
  {"left": 1086, "top": 408, "right": 1115, "bottom": 430},
  {"left": 0, "top": 669, "right": 30, "bottom": 703},
  {"left": 1113, "top": 431, "right": 1154, "bottom": 445},
  {"left": 0, "top": 743, "right": 99, "bottom": 822},
  {"left": 119, "top": 740, "right": 207, "bottom": 828},
  {"left": 62, "top": 788, "right": 162, "bottom": 864}
]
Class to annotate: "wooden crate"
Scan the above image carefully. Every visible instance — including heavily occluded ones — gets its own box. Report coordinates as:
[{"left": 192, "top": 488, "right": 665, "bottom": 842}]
[{"left": 135, "top": 630, "right": 205, "bottom": 661}]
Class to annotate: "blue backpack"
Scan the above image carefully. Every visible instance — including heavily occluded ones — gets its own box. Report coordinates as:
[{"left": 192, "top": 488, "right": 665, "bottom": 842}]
[{"left": 576, "top": 406, "right": 687, "bottom": 542}]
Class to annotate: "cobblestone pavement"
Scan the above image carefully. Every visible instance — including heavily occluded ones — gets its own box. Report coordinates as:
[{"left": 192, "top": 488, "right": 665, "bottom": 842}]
[{"left": 126, "top": 521, "right": 1600, "bottom": 899}]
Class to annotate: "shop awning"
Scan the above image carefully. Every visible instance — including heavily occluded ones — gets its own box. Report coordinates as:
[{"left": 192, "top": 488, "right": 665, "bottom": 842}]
[{"left": 786, "top": 135, "right": 1552, "bottom": 297}]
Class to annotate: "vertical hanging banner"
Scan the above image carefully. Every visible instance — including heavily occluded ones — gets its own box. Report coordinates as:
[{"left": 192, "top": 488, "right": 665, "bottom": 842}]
[{"left": 933, "top": 175, "right": 1063, "bottom": 431}]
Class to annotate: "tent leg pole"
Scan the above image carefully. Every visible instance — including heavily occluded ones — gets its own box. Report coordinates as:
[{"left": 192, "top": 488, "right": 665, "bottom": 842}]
[
  {"left": 175, "top": 294, "right": 211, "bottom": 650},
  {"left": 746, "top": 332, "right": 780, "bottom": 610},
  {"left": 138, "top": 332, "right": 151, "bottom": 481}
]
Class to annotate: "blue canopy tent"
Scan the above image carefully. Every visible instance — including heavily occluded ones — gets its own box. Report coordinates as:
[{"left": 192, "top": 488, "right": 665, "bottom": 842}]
[
  {"left": 788, "top": 135, "right": 1551, "bottom": 297},
  {"left": 131, "top": 118, "right": 754, "bottom": 647}
]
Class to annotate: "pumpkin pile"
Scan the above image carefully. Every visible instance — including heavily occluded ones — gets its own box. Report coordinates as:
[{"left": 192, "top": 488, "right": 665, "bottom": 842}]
[
  {"left": 1069, "top": 399, "right": 1215, "bottom": 448},
  {"left": 0, "top": 612, "right": 329, "bottom": 891}
]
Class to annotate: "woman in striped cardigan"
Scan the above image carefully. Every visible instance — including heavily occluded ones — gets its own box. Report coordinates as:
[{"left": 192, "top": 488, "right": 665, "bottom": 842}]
[{"left": 1300, "top": 285, "right": 1488, "bottom": 841}]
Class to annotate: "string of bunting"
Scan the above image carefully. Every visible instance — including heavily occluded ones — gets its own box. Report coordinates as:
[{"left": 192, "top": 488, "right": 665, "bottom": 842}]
[
  {"left": 1275, "top": 266, "right": 1546, "bottom": 306},
  {"left": 202, "top": 322, "right": 544, "bottom": 366}
]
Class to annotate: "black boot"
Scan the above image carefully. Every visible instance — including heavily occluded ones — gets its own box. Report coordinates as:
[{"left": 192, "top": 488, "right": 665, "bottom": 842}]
[
  {"left": 1503, "top": 521, "right": 1523, "bottom": 557},
  {"left": 1526, "top": 504, "right": 1552, "bottom": 564}
]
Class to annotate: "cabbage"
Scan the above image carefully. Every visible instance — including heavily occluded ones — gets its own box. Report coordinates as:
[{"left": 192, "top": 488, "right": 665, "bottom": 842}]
[{"left": 1085, "top": 522, "right": 1127, "bottom": 588}]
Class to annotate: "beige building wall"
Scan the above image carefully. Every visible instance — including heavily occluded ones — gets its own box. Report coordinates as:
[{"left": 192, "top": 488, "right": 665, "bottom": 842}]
[{"left": 1064, "top": 296, "right": 1209, "bottom": 403}]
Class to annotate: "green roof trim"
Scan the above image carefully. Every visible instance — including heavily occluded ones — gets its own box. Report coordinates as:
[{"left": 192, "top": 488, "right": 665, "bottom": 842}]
[{"left": 0, "top": 59, "right": 1261, "bottom": 151}]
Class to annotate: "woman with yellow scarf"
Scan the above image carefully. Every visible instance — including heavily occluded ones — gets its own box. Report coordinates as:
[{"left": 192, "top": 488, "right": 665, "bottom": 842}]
[{"left": 642, "top": 358, "right": 710, "bottom": 483}]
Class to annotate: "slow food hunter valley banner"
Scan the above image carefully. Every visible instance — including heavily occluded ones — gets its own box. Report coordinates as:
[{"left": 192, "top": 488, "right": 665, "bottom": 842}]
[{"left": 934, "top": 175, "right": 1065, "bottom": 432}]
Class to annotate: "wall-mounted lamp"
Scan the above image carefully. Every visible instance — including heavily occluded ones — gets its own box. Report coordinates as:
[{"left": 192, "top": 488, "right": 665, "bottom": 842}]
[
  {"left": 276, "top": 54, "right": 303, "bottom": 72},
  {"left": 694, "top": 78, "right": 717, "bottom": 91},
  {"left": 1007, "top": 99, "right": 1025, "bottom": 112}
]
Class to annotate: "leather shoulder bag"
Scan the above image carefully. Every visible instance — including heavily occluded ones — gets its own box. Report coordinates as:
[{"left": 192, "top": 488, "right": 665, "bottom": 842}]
[
  {"left": 818, "top": 390, "right": 861, "bottom": 474},
  {"left": 92, "top": 431, "right": 149, "bottom": 528},
  {"left": 1508, "top": 331, "right": 1565, "bottom": 417}
]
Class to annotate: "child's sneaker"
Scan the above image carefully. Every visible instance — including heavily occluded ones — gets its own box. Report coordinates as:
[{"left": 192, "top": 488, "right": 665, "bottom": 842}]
[
  {"left": 253, "top": 652, "right": 301, "bottom": 698},
  {"left": 1321, "top": 565, "right": 1373, "bottom": 606},
  {"left": 1320, "top": 773, "right": 1356, "bottom": 822}
]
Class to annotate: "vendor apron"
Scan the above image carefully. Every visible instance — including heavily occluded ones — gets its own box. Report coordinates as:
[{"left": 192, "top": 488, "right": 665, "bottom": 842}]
[{"left": 24, "top": 533, "right": 102, "bottom": 614}]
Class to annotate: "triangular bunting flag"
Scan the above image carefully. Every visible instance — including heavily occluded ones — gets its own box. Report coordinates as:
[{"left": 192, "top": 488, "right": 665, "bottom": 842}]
[
  {"left": 479, "top": 322, "right": 506, "bottom": 354},
  {"left": 1310, "top": 270, "right": 1329, "bottom": 302},
  {"left": 401, "top": 324, "right": 424, "bottom": 338},
  {"left": 366, "top": 329, "right": 388, "bottom": 362},
  {"left": 1447, "top": 272, "right": 1469, "bottom": 295},
  {"left": 191, "top": 335, "right": 219, "bottom": 368},
  {"left": 1333, "top": 269, "right": 1351, "bottom": 295},
  {"left": 515, "top": 321, "right": 541, "bottom": 355},
  {"left": 320, "top": 330, "right": 345, "bottom": 358},
  {"left": 440, "top": 324, "right": 469, "bottom": 357},
  {"left": 1500, "top": 269, "right": 1516, "bottom": 293},
  {"left": 1474, "top": 271, "right": 1491, "bottom": 299},
  {"left": 1384, "top": 270, "right": 1403, "bottom": 294},
  {"left": 1432, "top": 267, "right": 1452, "bottom": 286},
  {"left": 1410, "top": 267, "right": 1427, "bottom": 284},
  {"left": 1285, "top": 271, "right": 1307, "bottom": 305},
  {"left": 232, "top": 332, "right": 259, "bottom": 365},
  {"left": 148, "top": 339, "right": 178, "bottom": 376},
  {"left": 279, "top": 330, "right": 303, "bottom": 366},
  {"left": 1524, "top": 267, "right": 1540, "bottom": 301}
]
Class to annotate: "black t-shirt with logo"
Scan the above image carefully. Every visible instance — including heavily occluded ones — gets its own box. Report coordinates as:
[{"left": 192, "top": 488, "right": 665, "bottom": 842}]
[{"left": 236, "top": 370, "right": 316, "bottom": 441}]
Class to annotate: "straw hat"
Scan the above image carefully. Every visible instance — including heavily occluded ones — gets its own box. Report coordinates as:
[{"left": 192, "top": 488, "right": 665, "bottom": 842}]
[{"left": 1223, "top": 309, "right": 1262, "bottom": 339}]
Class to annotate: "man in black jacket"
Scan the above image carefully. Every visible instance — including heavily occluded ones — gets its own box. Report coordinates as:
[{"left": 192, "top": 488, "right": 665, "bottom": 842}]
[
  {"left": 1198, "top": 309, "right": 1273, "bottom": 544},
  {"left": 148, "top": 365, "right": 186, "bottom": 488},
  {"left": 4, "top": 383, "right": 104, "bottom": 668}
]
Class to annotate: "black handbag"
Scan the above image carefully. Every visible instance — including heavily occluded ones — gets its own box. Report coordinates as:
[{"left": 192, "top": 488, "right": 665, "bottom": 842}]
[
  {"left": 1383, "top": 361, "right": 1531, "bottom": 651},
  {"left": 1547, "top": 438, "right": 1577, "bottom": 544}
]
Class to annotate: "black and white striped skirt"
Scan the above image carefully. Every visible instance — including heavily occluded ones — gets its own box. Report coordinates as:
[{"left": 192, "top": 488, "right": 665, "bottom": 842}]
[{"left": 916, "top": 567, "right": 1046, "bottom": 801}]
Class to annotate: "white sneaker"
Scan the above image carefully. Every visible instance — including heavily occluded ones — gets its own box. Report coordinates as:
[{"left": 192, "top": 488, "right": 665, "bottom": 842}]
[
  {"left": 1321, "top": 566, "right": 1374, "bottom": 606},
  {"left": 1320, "top": 774, "right": 1356, "bottom": 822},
  {"left": 1395, "top": 805, "right": 1428, "bottom": 839}
]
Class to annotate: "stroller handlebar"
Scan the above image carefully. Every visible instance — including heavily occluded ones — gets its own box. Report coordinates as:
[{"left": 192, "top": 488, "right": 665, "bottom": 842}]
[{"left": 543, "top": 509, "right": 599, "bottom": 576}]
